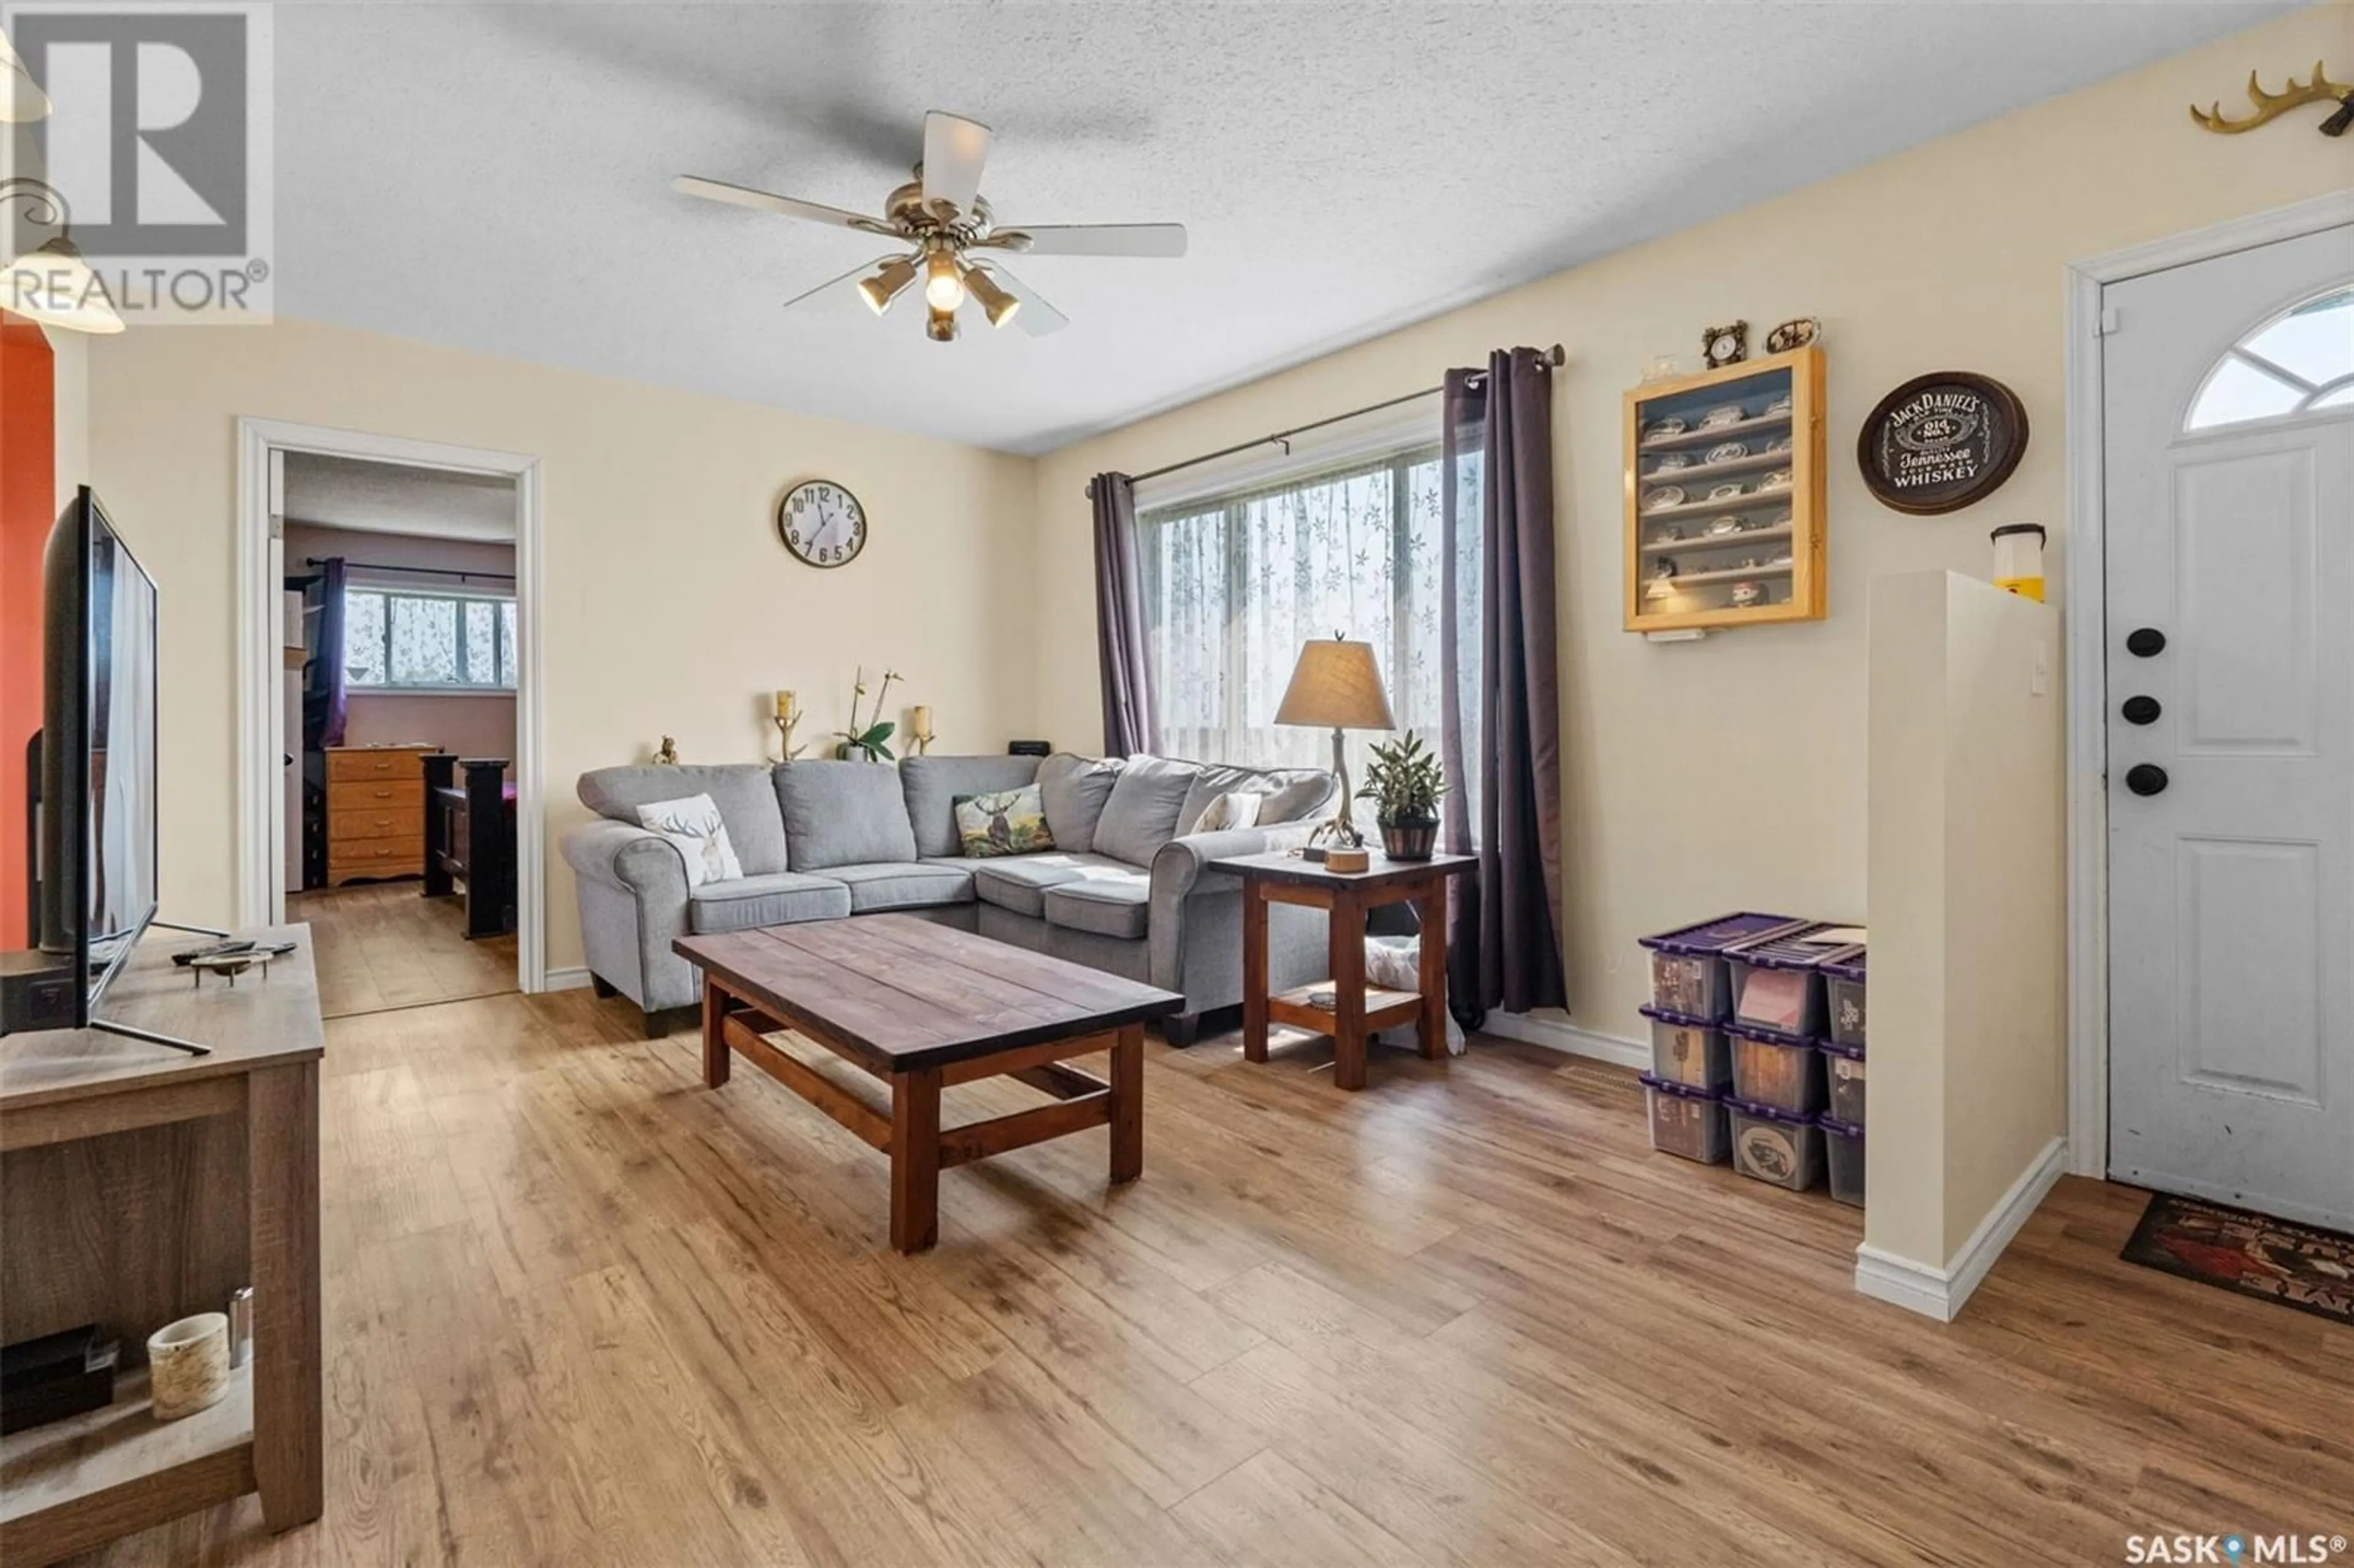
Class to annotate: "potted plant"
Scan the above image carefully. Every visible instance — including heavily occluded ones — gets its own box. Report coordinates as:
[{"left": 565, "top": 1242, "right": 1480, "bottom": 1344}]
[
  {"left": 833, "top": 666, "right": 901, "bottom": 761},
  {"left": 1357, "top": 730, "right": 1447, "bottom": 860}
]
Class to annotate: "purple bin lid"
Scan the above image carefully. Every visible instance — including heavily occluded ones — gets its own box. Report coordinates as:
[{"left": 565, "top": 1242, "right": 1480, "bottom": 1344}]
[
  {"left": 1819, "top": 943, "right": 1867, "bottom": 984},
  {"left": 1819, "top": 1113, "right": 1864, "bottom": 1140},
  {"left": 1639, "top": 1004, "right": 1719, "bottom": 1029},
  {"left": 1639, "top": 1072, "right": 1720, "bottom": 1102},
  {"left": 1640, "top": 911, "right": 1805, "bottom": 957},
  {"left": 1726, "top": 1019, "right": 1814, "bottom": 1049},
  {"left": 1726, "top": 1096, "right": 1816, "bottom": 1127},
  {"left": 1726, "top": 921, "right": 1848, "bottom": 972},
  {"left": 1817, "top": 1038, "right": 1865, "bottom": 1062}
]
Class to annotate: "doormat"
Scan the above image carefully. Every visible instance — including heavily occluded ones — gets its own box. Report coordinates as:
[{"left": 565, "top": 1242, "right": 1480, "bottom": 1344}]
[{"left": 2121, "top": 1193, "right": 2354, "bottom": 1327}]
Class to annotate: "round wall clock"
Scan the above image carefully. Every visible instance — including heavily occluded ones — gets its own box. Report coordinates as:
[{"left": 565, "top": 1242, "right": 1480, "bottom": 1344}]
[
  {"left": 777, "top": 479, "right": 867, "bottom": 568},
  {"left": 1856, "top": 371, "right": 2029, "bottom": 516}
]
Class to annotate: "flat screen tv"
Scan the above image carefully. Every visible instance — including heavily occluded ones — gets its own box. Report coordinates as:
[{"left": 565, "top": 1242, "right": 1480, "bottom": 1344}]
[{"left": 36, "top": 486, "right": 161, "bottom": 1024}]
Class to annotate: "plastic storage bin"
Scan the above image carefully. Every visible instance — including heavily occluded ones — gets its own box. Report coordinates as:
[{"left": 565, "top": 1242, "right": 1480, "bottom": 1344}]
[
  {"left": 1727, "top": 1022, "right": 1825, "bottom": 1114},
  {"left": 1642, "top": 1007, "right": 1732, "bottom": 1092},
  {"left": 1726, "top": 923, "right": 1840, "bottom": 1035},
  {"left": 1820, "top": 1114, "right": 1865, "bottom": 1207},
  {"left": 1639, "top": 912, "right": 1804, "bottom": 1020},
  {"left": 1820, "top": 1040, "right": 1866, "bottom": 1127},
  {"left": 1728, "top": 1099, "right": 1823, "bottom": 1192},
  {"left": 1822, "top": 944, "right": 1867, "bottom": 1048},
  {"left": 1640, "top": 1074, "right": 1730, "bottom": 1163}
]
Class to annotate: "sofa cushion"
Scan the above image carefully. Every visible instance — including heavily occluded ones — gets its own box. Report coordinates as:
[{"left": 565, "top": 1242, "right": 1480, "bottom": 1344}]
[
  {"left": 1175, "top": 763, "right": 1331, "bottom": 835},
  {"left": 634, "top": 793, "right": 744, "bottom": 888},
  {"left": 969, "top": 852, "right": 1141, "bottom": 918},
  {"left": 954, "top": 784, "right": 1054, "bottom": 858},
  {"left": 1043, "top": 877, "right": 1151, "bottom": 941},
  {"left": 777, "top": 760, "right": 920, "bottom": 870},
  {"left": 825, "top": 861, "right": 974, "bottom": 913},
  {"left": 687, "top": 871, "right": 851, "bottom": 934},
  {"left": 900, "top": 755, "right": 1042, "bottom": 858},
  {"left": 579, "top": 764, "right": 789, "bottom": 876},
  {"left": 1036, "top": 753, "right": 1123, "bottom": 853},
  {"left": 1091, "top": 755, "right": 1198, "bottom": 865}
]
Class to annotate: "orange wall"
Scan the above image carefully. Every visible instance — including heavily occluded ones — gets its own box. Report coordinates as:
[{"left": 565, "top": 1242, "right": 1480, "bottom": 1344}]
[{"left": 0, "top": 314, "right": 56, "bottom": 948}]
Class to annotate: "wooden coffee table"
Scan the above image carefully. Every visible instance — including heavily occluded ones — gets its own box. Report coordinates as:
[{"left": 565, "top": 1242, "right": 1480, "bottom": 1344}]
[
  {"left": 1210, "top": 849, "right": 1477, "bottom": 1091},
  {"left": 674, "top": 915, "right": 1182, "bottom": 1253}
]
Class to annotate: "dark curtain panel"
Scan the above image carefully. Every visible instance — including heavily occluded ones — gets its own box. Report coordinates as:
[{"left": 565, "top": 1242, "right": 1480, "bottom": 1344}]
[
  {"left": 1441, "top": 348, "right": 1566, "bottom": 1026},
  {"left": 1090, "top": 472, "right": 1159, "bottom": 757},
  {"left": 307, "top": 556, "right": 350, "bottom": 750}
]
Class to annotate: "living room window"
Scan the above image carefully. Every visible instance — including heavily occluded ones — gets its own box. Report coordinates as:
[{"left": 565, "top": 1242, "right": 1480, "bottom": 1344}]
[
  {"left": 1137, "top": 438, "right": 1481, "bottom": 793},
  {"left": 342, "top": 587, "right": 518, "bottom": 691}
]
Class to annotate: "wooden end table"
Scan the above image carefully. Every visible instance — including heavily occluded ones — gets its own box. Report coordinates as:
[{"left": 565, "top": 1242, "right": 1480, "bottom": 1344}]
[
  {"left": 674, "top": 915, "right": 1181, "bottom": 1254},
  {"left": 1209, "top": 850, "right": 1477, "bottom": 1090}
]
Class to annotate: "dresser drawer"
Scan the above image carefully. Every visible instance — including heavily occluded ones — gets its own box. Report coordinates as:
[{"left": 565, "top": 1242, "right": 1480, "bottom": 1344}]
[
  {"left": 327, "top": 748, "right": 427, "bottom": 783},
  {"left": 328, "top": 778, "right": 424, "bottom": 813},
  {"left": 330, "top": 806, "right": 424, "bottom": 842},
  {"left": 327, "top": 836, "right": 424, "bottom": 881}
]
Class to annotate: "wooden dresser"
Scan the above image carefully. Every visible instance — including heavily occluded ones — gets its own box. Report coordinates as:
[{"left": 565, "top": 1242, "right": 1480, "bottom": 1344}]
[{"left": 324, "top": 744, "right": 432, "bottom": 885}]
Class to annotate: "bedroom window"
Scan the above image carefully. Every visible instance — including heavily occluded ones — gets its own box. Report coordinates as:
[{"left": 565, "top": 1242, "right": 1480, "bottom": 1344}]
[
  {"left": 343, "top": 588, "right": 518, "bottom": 691},
  {"left": 1137, "top": 438, "right": 1480, "bottom": 796}
]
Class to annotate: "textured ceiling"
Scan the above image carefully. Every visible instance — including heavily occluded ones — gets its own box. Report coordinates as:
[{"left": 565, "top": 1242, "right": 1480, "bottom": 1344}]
[
  {"left": 283, "top": 453, "right": 516, "bottom": 539},
  {"left": 272, "top": 2, "right": 2284, "bottom": 454}
]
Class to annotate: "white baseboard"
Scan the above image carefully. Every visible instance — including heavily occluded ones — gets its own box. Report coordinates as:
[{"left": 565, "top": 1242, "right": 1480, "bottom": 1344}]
[
  {"left": 540, "top": 965, "right": 592, "bottom": 994},
  {"left": 1854, "top": 1135, "right": 2067, "bottom": 1322},
  {"left": 1479, "top": 1010, "right": 1649, "bottom": 1070}
]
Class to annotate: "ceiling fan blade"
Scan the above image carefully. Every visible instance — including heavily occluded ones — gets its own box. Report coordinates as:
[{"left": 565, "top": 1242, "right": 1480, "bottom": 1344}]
[
  {"left": 673, "top": 175, "right": 886, "bottom": 235},
  {"left": 972, "top": 262, "right": 1068, "bottom": 337},
  {"left": 921, "top": 111, "right": 992, "bottom": 215},
  {"left": 992, "top": 223, "right": 1187, "bottom": 259},
  {"left": 779, "top": 253, "right": 905, "bottom": 313}
]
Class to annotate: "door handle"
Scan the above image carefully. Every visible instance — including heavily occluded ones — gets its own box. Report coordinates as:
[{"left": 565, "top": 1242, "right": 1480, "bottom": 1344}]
[
  {"left": 2127, "top": 627, "right": 2166, "bottom": 657},
  {"left": 2120, "top": 695, "right": 2161, "bottom": 725},
  {"left": 2125, "top": 763, "right": 2169, "bottom": 796}
]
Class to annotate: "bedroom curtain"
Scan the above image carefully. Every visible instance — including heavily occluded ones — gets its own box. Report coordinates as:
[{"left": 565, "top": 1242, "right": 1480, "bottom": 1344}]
[
  {"left": 1441, "top": 347, "right": 1566, "bottom": 1024},
  {"left": 1090, "top": 472, "right": 1160, "bottom": 757},
  {"left": 310, "top": 555, "right": 350, "bottom": 749}
]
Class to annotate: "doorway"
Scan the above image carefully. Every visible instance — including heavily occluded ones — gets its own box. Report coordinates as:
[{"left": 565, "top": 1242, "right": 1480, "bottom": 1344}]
[
  {"left": 235, "top": 420, "right": 547, "bottom": 999},
  {"left": 2097, "top": 220, "right": 2354, "bottom": 1231}
]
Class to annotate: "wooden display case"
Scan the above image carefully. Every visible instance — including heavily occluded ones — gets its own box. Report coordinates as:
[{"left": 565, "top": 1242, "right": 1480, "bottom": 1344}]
[{"left": 1623, "top": 346, "right": 1826, "bottom": 634}]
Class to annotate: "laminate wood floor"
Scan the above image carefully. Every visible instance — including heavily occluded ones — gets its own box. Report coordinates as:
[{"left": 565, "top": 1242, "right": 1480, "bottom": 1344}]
[
  {"left": 74, "top": 993, "right": 2352, "bottom": 1567},
  {"left": 288, "top": 883, "right": 517, "bottom": 1019}
]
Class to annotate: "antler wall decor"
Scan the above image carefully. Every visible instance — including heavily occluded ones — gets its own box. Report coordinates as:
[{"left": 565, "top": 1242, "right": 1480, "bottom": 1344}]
[{"left": 2190, "top": 60, "right": 2353, "bottom": 137}]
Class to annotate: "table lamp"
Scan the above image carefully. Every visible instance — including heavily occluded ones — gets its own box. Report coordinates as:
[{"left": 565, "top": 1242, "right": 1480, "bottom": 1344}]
[{"left": 1274, "top": 634, "right": 1395, "bottom": 852}]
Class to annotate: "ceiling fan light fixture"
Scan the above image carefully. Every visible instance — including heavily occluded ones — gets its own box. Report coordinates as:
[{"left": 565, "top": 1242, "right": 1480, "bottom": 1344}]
[
  {"left": 856, "top": 254, "right": 918, "bottom": 315},
  {"left": 925, "top": 302, "right": 959, "bottom": 343},
  {"left": 963, "top": 264, "right": 1020, "bottom": 329},
  {"left": 0, "top": 29, "right": 48, "bottom": 123},
  {"left": 922, "top": 245, "right": 966, "bottom": 312}
]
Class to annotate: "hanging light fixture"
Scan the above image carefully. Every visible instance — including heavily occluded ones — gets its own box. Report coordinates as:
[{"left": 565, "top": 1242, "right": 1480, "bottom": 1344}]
[
  {"left": 1, "top": 180, "right": 122, "bottom": 333},
  {"left": 925, "top": 302, "right": 959, "bottom": 343},
  {"left": 921, "top": 244, "right": 966, "bottom": 312},
  {"left": 962, "top": 264, "right": 1020, "bottom": 329},
  {"left": 856, "top": 254, "right": 918, "bottom": 315},
  {"left": 0, "top": 29, "right": 49, "bottom": 123}
]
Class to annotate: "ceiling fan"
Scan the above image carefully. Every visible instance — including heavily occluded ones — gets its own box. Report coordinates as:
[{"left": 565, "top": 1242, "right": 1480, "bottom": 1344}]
[{"left": 674, "top": 110, "right": 1186, "bottom": 342}]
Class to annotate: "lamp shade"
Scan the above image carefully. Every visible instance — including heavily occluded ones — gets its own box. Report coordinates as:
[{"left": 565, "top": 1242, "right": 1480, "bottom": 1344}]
[
  {"left": 2, "top": 237, "right": 123, "bottom": 333},
  {"left": 1273, "top": 637, "right": 1395, "bottom": 731}
]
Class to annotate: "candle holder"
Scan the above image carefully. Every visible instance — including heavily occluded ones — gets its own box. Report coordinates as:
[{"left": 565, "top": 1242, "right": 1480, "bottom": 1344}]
[
  {"left": 910, "top": 723, "right": 935, "bottom": 756},
  {"left": 773, "top": 708, "right": 806, "bottom": 761}
]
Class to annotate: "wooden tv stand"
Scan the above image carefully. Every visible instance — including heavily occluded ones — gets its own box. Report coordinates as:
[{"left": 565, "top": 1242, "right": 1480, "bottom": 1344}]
[{"left": 0, "top": 927, "right": 324, "bottom": 1565}]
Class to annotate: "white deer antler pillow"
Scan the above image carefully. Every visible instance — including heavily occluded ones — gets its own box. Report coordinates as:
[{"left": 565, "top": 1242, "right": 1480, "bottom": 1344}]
[{"left": 635, "top": 793, "right": 744, "bottom": 888}]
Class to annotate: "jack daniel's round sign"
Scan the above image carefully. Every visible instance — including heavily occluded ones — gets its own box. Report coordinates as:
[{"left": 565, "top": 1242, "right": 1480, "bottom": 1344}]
[{"left": 1856, "top": 371, "right": 2028, "bottom": 515}]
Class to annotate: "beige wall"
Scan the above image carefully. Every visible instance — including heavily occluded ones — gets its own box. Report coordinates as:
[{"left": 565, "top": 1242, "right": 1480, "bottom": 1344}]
[
  {"left": 84, "top": 318, "right": 1038, "bottom": 971},
  {"left": 1033, "top": 4, "right": 2353, "bottom": 1041},
  {"left": 1865, "top": 573, "right": 2064, "bottom": 1274}
]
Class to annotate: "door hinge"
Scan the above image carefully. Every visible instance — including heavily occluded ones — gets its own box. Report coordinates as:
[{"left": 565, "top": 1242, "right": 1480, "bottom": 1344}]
[{"left": 2095, "top": 305, "right": 2121, "bottom": 337}]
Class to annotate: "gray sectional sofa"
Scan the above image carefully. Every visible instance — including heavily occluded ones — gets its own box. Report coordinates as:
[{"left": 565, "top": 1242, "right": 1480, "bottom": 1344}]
[{"left": 560, "top": 752, "right": 1339, "bottom": 1042}]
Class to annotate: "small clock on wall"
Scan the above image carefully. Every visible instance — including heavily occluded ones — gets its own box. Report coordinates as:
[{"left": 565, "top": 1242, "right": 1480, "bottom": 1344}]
[{"left": 777, "top": 479, "right": 867, "bottom": 568}]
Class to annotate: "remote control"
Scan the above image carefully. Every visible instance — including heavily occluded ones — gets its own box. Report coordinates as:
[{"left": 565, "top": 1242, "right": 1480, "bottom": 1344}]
[{"left": 172, "top": 940, "right": 255, "bottom": 967}]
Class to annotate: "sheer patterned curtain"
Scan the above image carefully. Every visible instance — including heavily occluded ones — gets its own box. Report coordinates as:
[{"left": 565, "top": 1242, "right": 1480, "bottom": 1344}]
[{"left": 1137, "top": 444, "right": 1478, "bottom": 805}]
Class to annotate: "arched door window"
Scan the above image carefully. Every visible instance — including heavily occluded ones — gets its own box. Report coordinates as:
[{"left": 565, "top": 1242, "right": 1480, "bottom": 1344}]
[{"left": 2184, "top": 284, "right": 2354, "bottom": 432}]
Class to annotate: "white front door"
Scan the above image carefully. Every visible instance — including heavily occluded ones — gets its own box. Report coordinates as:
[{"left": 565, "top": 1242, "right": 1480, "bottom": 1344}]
[{"left": 2105, "top": 223, "right": 2354, "bottom": 1231}]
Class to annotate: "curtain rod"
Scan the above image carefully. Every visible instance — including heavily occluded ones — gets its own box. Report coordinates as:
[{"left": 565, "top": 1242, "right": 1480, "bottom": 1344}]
[
  {"left": 305, "top": 557, "right": 514, "bottom": 584},
  {"left": 1112, "top": 343, "right": 1564, "bottom": 491}
]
